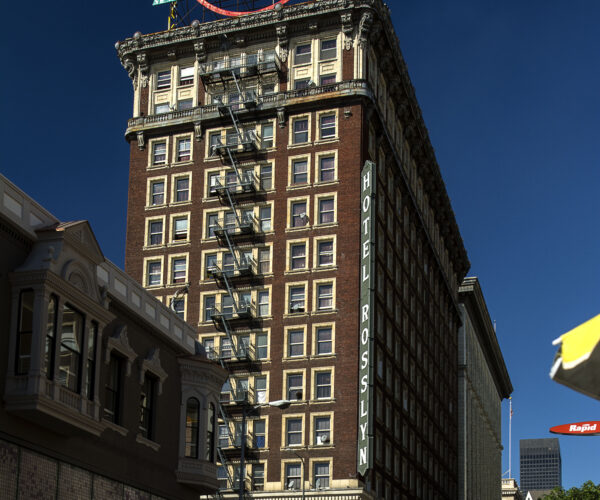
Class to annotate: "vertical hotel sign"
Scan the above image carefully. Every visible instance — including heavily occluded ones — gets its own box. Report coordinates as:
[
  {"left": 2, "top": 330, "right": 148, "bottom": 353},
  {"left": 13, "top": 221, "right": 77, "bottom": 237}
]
[{"left": 358, "top": 160, "right": 375, "bottom": 476}]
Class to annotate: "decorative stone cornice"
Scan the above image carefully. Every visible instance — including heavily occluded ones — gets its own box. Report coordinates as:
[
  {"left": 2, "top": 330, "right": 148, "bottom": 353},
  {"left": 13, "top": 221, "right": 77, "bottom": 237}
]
[
  {"left": 136, "top": 52, "right": 149, "bottom": 88},
  {"left": 358, "top": 9, "right": 374, "bottom": 49},
  {"left": 193, "top": 40, "right": 206, "bottom": 63}
]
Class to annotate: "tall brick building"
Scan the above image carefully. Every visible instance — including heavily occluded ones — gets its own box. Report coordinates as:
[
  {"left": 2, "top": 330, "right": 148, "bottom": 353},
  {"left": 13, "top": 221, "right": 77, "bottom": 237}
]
[{"left": 117, "top": 0, "right": 470, "bottom": 498}]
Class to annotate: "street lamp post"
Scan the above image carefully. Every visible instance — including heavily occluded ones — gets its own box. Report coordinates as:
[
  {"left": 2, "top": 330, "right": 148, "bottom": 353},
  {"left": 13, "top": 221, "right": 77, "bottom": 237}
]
[
  {"left": 292, "top": 450, "right": 306, "bottom": 500},
  {"left": 237, "top": 399, "right": 291, "bottom": 500}
]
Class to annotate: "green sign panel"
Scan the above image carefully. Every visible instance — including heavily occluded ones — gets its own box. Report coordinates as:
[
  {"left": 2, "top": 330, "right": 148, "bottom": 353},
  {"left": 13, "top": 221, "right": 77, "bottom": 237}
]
[
  {"left": 153, "top": 0, "right": 176, "bottom": 5},
  {"left": 357, "top": 160, "right": 376, "bottom": 476}
]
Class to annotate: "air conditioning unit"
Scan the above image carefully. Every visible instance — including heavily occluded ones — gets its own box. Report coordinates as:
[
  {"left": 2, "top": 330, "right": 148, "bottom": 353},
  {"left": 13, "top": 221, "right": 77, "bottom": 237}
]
[
  {"left": 316, "top": 434, "right": 330, "bottom": 446},
  {"left": 290, "top": 304, "right": 304, "bottom": 313},
  {"left": 294, "top": 390, "right": 303, "bottom": 400}
]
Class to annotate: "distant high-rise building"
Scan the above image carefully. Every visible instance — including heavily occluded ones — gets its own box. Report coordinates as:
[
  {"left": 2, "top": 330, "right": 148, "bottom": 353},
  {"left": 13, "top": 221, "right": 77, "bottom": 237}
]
[{"left": 519, "top": 438, "right": 562, "bottom": 491}]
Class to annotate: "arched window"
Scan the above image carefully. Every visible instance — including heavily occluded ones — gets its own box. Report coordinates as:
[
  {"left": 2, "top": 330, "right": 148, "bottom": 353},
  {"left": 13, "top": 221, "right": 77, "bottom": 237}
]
[
  {"left": 16, "top": 289, "right": 34, "bottom": 375},
  {"left": 206, "top": 403, "right": 215, "bottom": 462},
  {"left": 185, "top": 397, "right": 200, "bottom": 458}
]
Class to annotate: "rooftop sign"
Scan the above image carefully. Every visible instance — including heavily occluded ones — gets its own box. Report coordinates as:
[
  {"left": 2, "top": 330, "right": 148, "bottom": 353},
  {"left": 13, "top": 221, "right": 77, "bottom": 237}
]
[
  {"left": 550, "top": 421, "right": 600, "bottom": 436},
  {"left": 195, "top": 0, "right": 291, "bottom": 17}
]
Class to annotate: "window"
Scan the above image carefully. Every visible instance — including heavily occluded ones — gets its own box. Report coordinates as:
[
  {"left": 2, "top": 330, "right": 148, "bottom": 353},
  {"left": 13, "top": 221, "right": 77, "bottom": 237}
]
[
  {"left": 156, "top": 70, "right": 171, "bottom": 89},
  {"left": 258, "top": 291, "right": 270, "bottom": 317},
  {"left": 252, "top": 464, "right": 265, "bottom": 491},
  {"left": 315, "top": 371, "right": 332, "bottom": 399},
  {"left": 286, "top": 418, "right": 303, "bottom": 446},
  {"left": 139, "top": 374, "right": 156, "bottom": 439},
  {"left": 179, "top": 66, "right": 194, "bottom": 86},
  {"left": 289, "top": 286, "right": 305, "bottom": 313},
  {"left": 258, "top": 248, "right": 271, "bottom": 274},
  {"left": 316, "top": 327, "right": 332, "bottom": 355},
  {"left": 150, "top": 180, "right": 165, "bottom": 206},
  {"left": 171, "top": 257, "right": 187, "bottom": 284},
  {"left": 260, "top": 164, "right": 272, "bottom": 190},
  {"left": 288, "top": 329, "right": 304, "bottom": 357},
  {"left": 217, "top": 466, "right": 228, "bottom": 490},
  {"left": 318, "top": 198, "right": 335, "bottom": 224},
  {"left": 314, "top": 415, "right": 331, "bottom": 445},
  {"left": 176, "top": 137, "right": 191, "bottom": 162},
  {"left": 209, "top": 132, "right": 221, "bottom": 156},
  {"left": 316, "top": 283, "right": 333, "bottom": 310},
  {"left": 291, "top": 201, "right": 308, "bottom": 227},
  {"left": 44, "top": 295, "right": 57, "bottom": 379},
  {"left": 147, "top": 261, "right": 162, "bottom": 286},
  {"left": 152, "top": 142, "right": 167, "bottom": 165},
  {"left": 262, "top": 83, "right": 275, "bottom": 95},
  {"left": 207, "top": 172, "right": 219, "bottom": 196},
  {"left": 172, "top": 216, "right": 189, "bottom": 241},
  {"left": 261, "top": 124, "right": 274, "bottom": 148},
  {"left": 59, "top": 304, "right": 84, "bottom": 392},
  {"left": 148, "top": 220, "right": 163, "bottom": 246},
  {"left": 178, "top": 98, "right": 193, "bottom": 110},
  {"left": 155, "top": 103, "right": 170, "bottom": 114},
  {"left": 104, "top": 353, "right": 123, "bottom": 424},
  {"left": 206, "top": 403, "right": 215, "bottom": 461},
  {"left": 287, "top": 374, "right": 303, "bottom": 401},
  {"left": 314, "top": 462, "right": 330, "bottom": 488},
  {"left": 16, "top": 289, "right": 34, "bottom": 374},
  {"left": 317, "top": 240, "right": 334, "bottom": 266},
  {"left": 185, "top": 398, "right": 200, "bottom": 458},
  {"left": 318, "top": 156, "right": 335, "bottom": 182},
  {"left": 203, "top": 295, "right": 216, "bottom": 322},
  {"left": 320, "top": 39, "right": 337, "bottom": 60},
  {"left": 295, "top": 78, "right": 310, "bottom": 90},
  {"left": 86, "top": 322, "right": 97, "bottom": 400},
  {"left": 255, "top": 378, "right": 267, "bottom": 405},
  {"left": 206, "top": 213, "right": 219, "bottom": 238},
  {"left": 218, "top": 423, "right": 229, "bottom": 448},
  {"left": 259, "top": 206, "right": 272, "bottom": 231},
  {"left": 293, "top": 118, "right": 309, "bottom": 144},
  {"left": 174, "top": 176, "right": 189, "bottom": 203},
  {"left": 319, "top": 114, "right": 336, "bottom": 139},
  {"left": 256, "top": 333, "right": 268, "bottom": 360},
  {"left": 171, "top": 297, "right": 185, "bottom": 319},
  {"left": 320, "top": 74, "right": 336, "bottom": 85},
  {"left": 286, "top": 463, "right": 302, "bottom": 489},
  {"left": 292, "top": 159, "right": 308, "bottom": 185},
  {"left": 290, "top": 243, "right": 306, "bottom": 270},
  {"left": 295, "top": 43, "right": 311, "bottom": 65}
]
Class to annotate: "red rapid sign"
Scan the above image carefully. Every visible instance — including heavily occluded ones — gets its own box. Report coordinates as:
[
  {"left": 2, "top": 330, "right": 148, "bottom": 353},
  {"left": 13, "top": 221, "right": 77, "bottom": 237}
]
[
  {"left": 549, "top": 421, "right": 600, "bottom": 436},
  {"left": 196, "top": 0, "right": 291, "bottom": 17}
]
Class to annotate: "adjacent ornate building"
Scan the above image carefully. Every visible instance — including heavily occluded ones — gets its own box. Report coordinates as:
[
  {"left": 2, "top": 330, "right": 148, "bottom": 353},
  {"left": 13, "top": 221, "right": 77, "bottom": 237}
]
[
  {"left": 0, "top": 174, "right": 226, "bottom": 499},
  {"left": 117, "top": 1, "right": 470, "bottom": 498},
  {"left": 457, "top": 277, "right": 512, "bottom": 500}
]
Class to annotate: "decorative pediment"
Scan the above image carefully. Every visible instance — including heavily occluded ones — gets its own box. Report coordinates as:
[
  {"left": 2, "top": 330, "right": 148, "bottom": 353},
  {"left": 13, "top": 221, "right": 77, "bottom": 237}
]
[
  {"left": 106, "top": 325, "right": 137, "bottom": 376},
  {"left": 56, "top": 221, "right": 104, "bottom": 265},
  {"left": 140, "top": 348, "right": 168, "bottom": 395}
]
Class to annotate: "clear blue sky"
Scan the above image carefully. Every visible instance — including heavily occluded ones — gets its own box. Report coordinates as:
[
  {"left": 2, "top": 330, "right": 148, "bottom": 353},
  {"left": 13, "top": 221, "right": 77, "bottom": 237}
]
[{"left": 2, "top": 0, "right": 599, "bottom": 489}]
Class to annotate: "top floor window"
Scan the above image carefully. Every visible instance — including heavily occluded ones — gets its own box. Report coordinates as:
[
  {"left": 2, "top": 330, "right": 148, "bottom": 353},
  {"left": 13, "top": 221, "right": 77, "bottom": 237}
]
[
  {"left": 295, "top": 43, "right": 312, "bottom": 65},
  {"left": 320, "top": 39, "right": 337, "bottom": 61},
  {"left": 179, "top": 66, "right": 194, "bottom": 86},
  {"left": 156, "top": 70, "right": 171, "bottom": 90}
]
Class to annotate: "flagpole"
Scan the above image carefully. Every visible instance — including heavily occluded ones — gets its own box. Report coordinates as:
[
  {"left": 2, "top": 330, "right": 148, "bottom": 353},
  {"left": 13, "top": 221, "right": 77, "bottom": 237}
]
[{"left": 509, "top": 397, "right": 512, "bottom": 478}]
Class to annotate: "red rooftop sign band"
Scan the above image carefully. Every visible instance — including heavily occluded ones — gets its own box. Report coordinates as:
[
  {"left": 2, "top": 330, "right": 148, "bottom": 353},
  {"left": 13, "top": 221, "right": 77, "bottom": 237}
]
[
  {"left": 195, "top": 0, "right": 291, "bottom": 17},
  {"left": 550, "top": 421, "right": 600, "bottom": 436}
]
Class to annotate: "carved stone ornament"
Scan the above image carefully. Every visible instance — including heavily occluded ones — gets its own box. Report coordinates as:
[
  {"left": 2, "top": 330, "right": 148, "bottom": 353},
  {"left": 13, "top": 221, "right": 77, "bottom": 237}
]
[
  {"left": 140, "top": 348, "right": 168, "bottom": 395},
  {"left": 193, "top": 40, "right": 206, "bottom": 63},
  {"left": 358, "top": 10, "right": 374, "bottom": 49},
  {"left": 341, "top": 12, "right": 354, "bottom": 50},
  {"left": 276, "top": 24, "right": 288, "bottom": 63},
  {"left": 122, "top": 55, "right": 137, "bottom": 88},
  {"left": 277, "top": 107, "right": 287, "bottom": 129},
  {"left": 193, "top": 121, "right": 203, "bottom": 142},
  {"left": 309, "top": 22, "right": 318, "bottom": 32},
  {"left": 137, "top": 52, "right": 149, "bottom": 88},
  {"left": 106, "top": 325, "right": 137, "bottom": 377},
  {"left": 137, "top": 131, "right": 145, "bottom": 150}
]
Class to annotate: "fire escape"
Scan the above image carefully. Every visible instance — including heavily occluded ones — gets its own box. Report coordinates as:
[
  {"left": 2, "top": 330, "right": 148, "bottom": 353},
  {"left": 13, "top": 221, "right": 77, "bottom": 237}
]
[{"left": 199, "top": 49, "right": 282, "bottom": 498}]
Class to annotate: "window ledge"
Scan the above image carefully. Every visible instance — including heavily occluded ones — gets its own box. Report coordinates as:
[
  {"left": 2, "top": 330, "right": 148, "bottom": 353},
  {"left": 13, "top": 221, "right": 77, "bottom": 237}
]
[
  {"left": 285, "top": 269, "right": 310, "bottom": 276},
  {"left": 147, "top": 164, "right": 169, "bottom": 170},
  {"left": 143, "top": 244, "right": 167, "bottom": 251},
  {"left": 169, "top": 201, "right": 192, "bottom": 207},
  {"left": 310, "top": 354, "right": 337, "bottom": 360},
  {"left": 172, "top": 160, "right": 194, "bottom": 168},
  {"left": 311, "top": 309, "right": 338, "bottom": 317},
  {"left": 145, "top": 205, "right": 167, "bottom": 211},
  {"left": 315, "top": 138, "right": 339, "bottom": 145},
  {"left": 314, "top": 222, "right": 338, "bottom": 229},
  {"left": 287, "top": 142, "right": 313, "bottom": 150},
  {"left": 283, "top": 356, "right": 309, "bottom": 363},
  {"left": 286, "top": 184, "right": 311, "bottom": 192},
  {"left": 104, "top": 419, "right": 129, "bottom": 436},
  {"left": 285, "top": 226, "right": 311, "bottom": 233},
  {"left": 136, "top": 433, "right": 160, "bottom": 451},
  {"left": 167, "top": 241, "right": 190, "bottom": 248},
  {"left": 312, "top": 266, "right": 337, "bottom": 273},
  {"left": 314, "top": 180, "right": 339, "bottom": 187},
  {"left": 283, "top": 312, "right": 309, "bottom": 319}
]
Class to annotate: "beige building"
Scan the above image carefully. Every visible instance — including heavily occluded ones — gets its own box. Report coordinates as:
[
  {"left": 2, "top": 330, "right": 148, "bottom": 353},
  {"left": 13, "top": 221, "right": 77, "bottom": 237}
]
[
  {"left": 458, "top": 278, "right": 512, "bottom": 500},
  {"left": 502, "top": 478, "right": 523, "bottom": 500}
]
